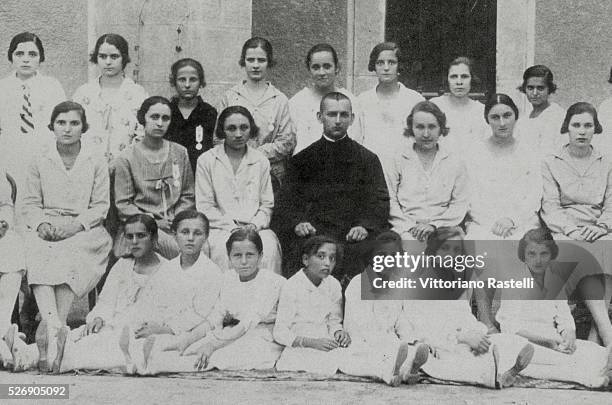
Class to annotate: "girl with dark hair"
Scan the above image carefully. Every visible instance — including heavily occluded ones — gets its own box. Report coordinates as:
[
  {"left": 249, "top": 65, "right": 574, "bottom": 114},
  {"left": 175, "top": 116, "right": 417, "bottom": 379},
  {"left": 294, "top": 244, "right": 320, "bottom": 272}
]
[
  {"left": 466, "top": 93, "right": 541, "bottom": 240},
  {"left": 387, "top": 101, "right": 468, "bottom": 244},
  {"left": 358, "top": 42, "right": 424, "bottom": 171},
  {"left": 290, "top": 43, "right": 363, "bottom": 153},
  {"left": 492, "top": 228, "right": 612, "bottom": 388},
  {"left": 17, "top": 101, "right": 112, "bottom": 371},
  {"left": 196, "top": 106, "right": 282, "bottom": 274},
  {"left": 540, "top": 102, "right": 612, "bottom": 346},
  {"left": 515, "top": 65, "right": 565, "bottom": 156},
  {"left": 219, "top": 37, "right": 295, "bottom": 190},
  {"left": 5, "top": 213, "right": 192, "bottom": 373},
  {"left": 430, "top": 57, "right": 488, "bottom": 153},
  {"left": 114, "top": 96, "right": 195, "bottom": 259},
  {"left": 73, "top": 33, "right": 148, "bottom": 162},
  {"left": 0, "top": 32, "right": 66, "bottom": 190},
  {"left": 166, "top": 58, "right": 217, "bottom": 173}
]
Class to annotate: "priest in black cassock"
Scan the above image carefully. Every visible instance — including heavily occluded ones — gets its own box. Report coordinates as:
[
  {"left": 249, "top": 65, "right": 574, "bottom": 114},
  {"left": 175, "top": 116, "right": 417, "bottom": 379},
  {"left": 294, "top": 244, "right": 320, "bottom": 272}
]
[{"left": 279, "top": 92, "right": 390, "bottom": 285}]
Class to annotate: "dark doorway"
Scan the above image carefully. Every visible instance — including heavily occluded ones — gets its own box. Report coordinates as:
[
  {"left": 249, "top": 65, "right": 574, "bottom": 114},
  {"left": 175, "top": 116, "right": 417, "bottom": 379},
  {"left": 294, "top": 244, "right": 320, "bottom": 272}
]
[{"left": 385, "top": 0, "right": 496, "bottom": 101}]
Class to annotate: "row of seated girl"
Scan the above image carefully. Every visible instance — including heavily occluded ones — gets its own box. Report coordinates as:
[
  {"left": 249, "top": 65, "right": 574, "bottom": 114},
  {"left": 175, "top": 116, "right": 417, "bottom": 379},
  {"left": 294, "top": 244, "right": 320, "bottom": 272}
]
[{"left": 2, "top": 211, "right": 611, "bottom": 389}]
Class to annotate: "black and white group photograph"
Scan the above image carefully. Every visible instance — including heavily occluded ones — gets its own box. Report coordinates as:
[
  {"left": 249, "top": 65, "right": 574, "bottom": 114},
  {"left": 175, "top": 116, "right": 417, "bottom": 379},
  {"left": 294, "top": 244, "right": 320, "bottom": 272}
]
[{"left": 0, "top": 0, "right": 611, "bottom": 403}]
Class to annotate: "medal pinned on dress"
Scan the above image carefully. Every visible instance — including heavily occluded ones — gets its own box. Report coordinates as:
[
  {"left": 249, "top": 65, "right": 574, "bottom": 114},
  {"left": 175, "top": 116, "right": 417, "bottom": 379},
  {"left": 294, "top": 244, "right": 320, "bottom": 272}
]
[{"left": 195, "top": 125, "right": 203, "bottom": 150}]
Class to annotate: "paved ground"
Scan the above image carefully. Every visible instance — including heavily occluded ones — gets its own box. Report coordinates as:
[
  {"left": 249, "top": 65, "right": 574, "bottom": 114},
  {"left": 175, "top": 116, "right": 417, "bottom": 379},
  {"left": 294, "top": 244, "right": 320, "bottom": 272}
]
[{"left": 1, "top": 371, "right": 611, "bottom": 405}]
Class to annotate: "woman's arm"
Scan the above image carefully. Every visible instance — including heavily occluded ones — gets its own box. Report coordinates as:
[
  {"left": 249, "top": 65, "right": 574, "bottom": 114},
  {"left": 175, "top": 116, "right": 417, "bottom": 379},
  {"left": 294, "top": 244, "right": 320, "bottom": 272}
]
[
  {"left": 173, "top": 147, "right": 196, "bottom": 214},
  {"left": 386, "top": 156, "right": 417, "bottom": 234},
  {"left": 76, "top": 157, "right": 110, "bottom": 230},
  {"left": 257, "top": 96, "right": 296, "bottom": 162},
  {"left": 430, "top": 159, "right": 470, "bottom": 228},
  {"left": 21, "top": 159, "right": 47, "bottom": 231},
  {"left": 250, "top": 158, "right": 273, "bottom": 230},
  {"left": 194, "top": 155, "right": 236, "bottom": 230},
  {"left": 113, "top": 155, "right": 144, "bottom": 221},
  {"left": 540, "top": 159, "right": 579, "bottom": 235}
]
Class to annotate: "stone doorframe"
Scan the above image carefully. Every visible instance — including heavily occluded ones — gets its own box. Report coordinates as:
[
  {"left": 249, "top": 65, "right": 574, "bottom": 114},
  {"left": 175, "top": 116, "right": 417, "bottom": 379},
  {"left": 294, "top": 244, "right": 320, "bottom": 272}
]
[{"left": 348, "top": 0, "right": 536, "bottom": 110}]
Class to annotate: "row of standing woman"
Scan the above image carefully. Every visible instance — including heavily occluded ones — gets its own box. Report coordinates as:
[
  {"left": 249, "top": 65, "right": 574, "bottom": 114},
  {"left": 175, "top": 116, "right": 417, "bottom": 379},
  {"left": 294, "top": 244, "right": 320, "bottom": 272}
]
[{"left": 0, "top": 31, "right": 611, "bottom": 384}]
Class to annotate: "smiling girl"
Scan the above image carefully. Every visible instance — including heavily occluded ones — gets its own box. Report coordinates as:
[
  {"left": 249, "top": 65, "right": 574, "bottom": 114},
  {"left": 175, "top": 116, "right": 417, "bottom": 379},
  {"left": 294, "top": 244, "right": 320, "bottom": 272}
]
[
  {"left": 290, "top": 43, "right": 363, "bottom": 154},
  {"left": 73, "top": 34, "right": 148, "bottom": 162}
]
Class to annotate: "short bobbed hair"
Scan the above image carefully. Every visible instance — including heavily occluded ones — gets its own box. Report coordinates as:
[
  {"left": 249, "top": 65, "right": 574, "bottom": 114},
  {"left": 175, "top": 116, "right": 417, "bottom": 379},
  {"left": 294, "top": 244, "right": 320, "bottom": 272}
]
[
  {"left": 225, "top": 228, "right": 264, "bottom": 256},
  {"left": 125, "top": 214, "right": 159, "bottom": 240},
  {"left": 90, "top": 33, "right": 131, "bottom": 69},
  {"left": 136, "top": 96, "right": 172, "bottom": 126},
  {"left": 404, "top": 101, "right": 449, "bottom": 137},
  {"left": 367, "top": 42, "right": 400, "bottom": 72},
  {"left": 215, "top": 106, "right": 259, "bottom": 140},
  {"left": 170, "top": 210, "right": 210, "bottom": 236},
  {"left": 483, "top": 93, "right": 519, "bottom": 123},
  {"left": 48, "top": 101, "right": 89, "bottom": 133},
  {"left": 301, "top": 235, "right": 341, "bottom": 262},
  {"left": 8, "top": 32, "right": 45, "bottom": 62},
  {"left": 560, "top": 102, "right": 603, "bottom": 134},
  {"left": 517, "top": 228, "right": 559, "bottom": 262},
  {"left": 169, "top": 58, "right": 206, "bottom": 87},
  {"left": 518, "top": 64, "right": 557, "bottom": 94},
  {"left": 239, "top": 37, "right": 276, "bottom": 68},
  {"left": 305, "top": 43, "right": 339, "bottom": 71}
]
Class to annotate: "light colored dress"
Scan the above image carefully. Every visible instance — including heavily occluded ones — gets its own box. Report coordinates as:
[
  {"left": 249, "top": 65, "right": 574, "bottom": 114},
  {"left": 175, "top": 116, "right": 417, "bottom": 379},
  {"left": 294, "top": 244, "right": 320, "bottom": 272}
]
[
  {"left": 113, "top": 141, "right": 195, "bottom": 259},
  {"left": 219, "top": 81, "right": 295, "bottom": 186},
  {"left": 515, "top": 102, "right": 566, "bottom": 158},
  {"left": 289, "top": 86, "right": 363, "bottom": 154},
  {"left": 195, "top": 144, "right": 281, "bottom": 273},
  {"left": 430, "top": 95, "right": 488, "bottom": 154},
  {"left": 73, "top": 76, "right": 148, "bottom": 162},
  {"left": 466, "top": 134, "right": 542, "bottom": 239},
  {"left": 387, "top": 142, "right": 469, "bottom": 240},
  {"left": 496, "top": 264, "right": 611, "bottom": 388},
  {"left": 22, "top": 144, "right": 112, "bottom": 297},
  {"left": 54, "top": 254, "right": 197, "bottom": 373},
  {"left": 0, "top": 72, "right": 66, "bottom": 189},
  {"left": 402, "top": 296, "right": 499, "bottom": 388},
  {"left": 358, "top": 83, "right": 424, "bottom": 172}
]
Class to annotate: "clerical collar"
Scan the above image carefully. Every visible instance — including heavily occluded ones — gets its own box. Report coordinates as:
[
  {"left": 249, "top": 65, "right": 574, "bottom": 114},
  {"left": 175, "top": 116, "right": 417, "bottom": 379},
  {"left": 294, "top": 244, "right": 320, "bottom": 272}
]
[{"left": 322, "top": 133, "right": 348, "bottom": 143}]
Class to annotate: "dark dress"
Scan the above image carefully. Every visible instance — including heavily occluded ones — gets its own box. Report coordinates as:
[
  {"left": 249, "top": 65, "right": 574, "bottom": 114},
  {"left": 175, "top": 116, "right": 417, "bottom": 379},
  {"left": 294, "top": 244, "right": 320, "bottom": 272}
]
[
  {"left": 279, "top": 135, "right": 390, "bottom": 283},
  {"left": 166, "top": 96, "right": 217, "bottom": 174}
]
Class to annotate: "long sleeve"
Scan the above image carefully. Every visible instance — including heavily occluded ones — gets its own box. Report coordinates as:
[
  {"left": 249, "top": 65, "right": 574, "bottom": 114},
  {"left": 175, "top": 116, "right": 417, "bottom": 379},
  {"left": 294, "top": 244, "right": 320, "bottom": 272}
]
[
  {"left": 540, "top": 159, "right": 579, "bottom": 235},
  {"left": 326, "top": 281, "right": 344, "bottom": 337},
  {"left": 239, "top": 275, "right": 283, "bottom": 331},
  {"left": 76, "top": 158, "right": 110, "bottom": 230},
  {"left": 357, "top": 153, "right": 390, "bottom": 232},
  {"left": 173, "top": 147, "right": 196, "bottom": 215},
  {"left": 86, "top": 260, "right": 126, "bottom": 323},
  {"left": 113, "top": 156, "right": 144, "bottom": 221},
  {"left": 21, "top": 160, "right": 46, "bottom": 231},
  {"left": 430, "top": 160, "right": 469, "bottom": 228},
  {"left": 0, "top": 172, "right": 14, "bottom": 228},
  {"left": 596, "top": 163, "right": 612, "bottom": 228},
  {"left": 251, "top": 158, "right": 273, "bottom": 229},
  {"left": 195, "top": 155, "right": 236, "bottom": 230},
  {"left": 387, "top": 157, "right": 417, "bottom": 234},
  {"left": 257, "top": 99, "right": 296, "bottom": 162},
  {"left": 273, "top": 282, "right": 299, "bottom": 347}
]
